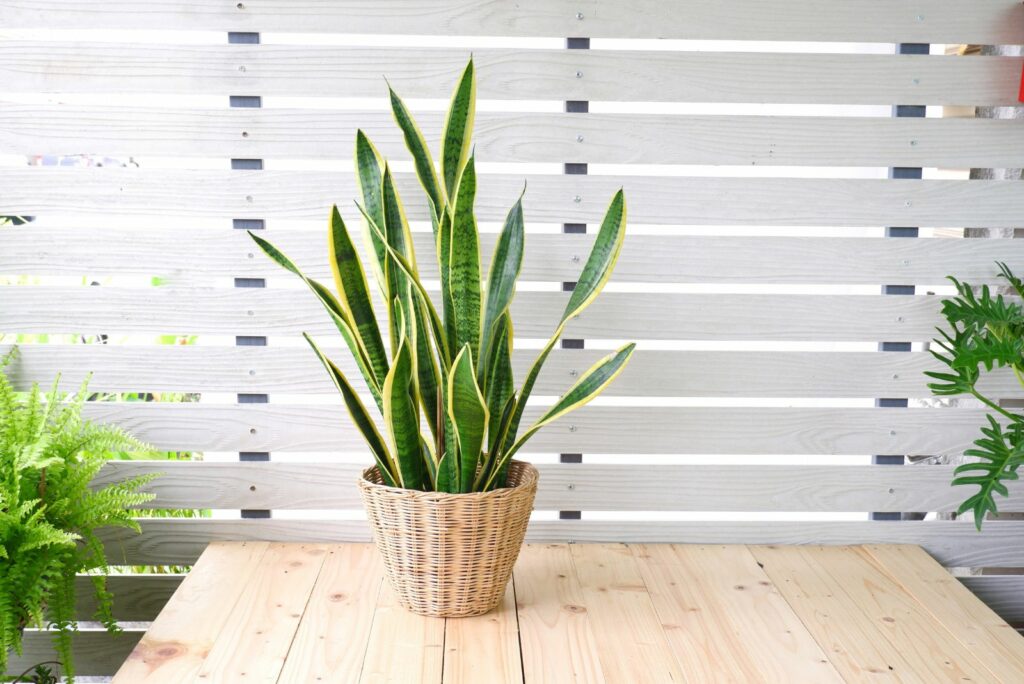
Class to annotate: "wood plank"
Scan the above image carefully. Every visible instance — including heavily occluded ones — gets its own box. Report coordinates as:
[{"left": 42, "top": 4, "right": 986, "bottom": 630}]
[
  {"left": 7, "top": 105, "right": 1024, "bottom": 168},
  {"left": 358, "top": 583, "right": 444, "bottom": 684},
  {"left": 95, "top": 461, "right": 1024, "bottom": 513},
  {"left": 514, "top": 544, "right": 605, "bottom": 684},
  {"left": 11, "top": 629, "right": 143, "bottom": 677},
  {"left": 0, "top": 288, "right": 975, "bottom": 341},
  {"left": 8, "top": 0, "right": 1022, "bottom": 44},
  {"left": 75, "top": 403, "right": 992, "bottom": 456},
  {"left": 568, "top": 544, "right": 685, "bottom": 682},
  {"left": 443, "top": 583, "right": 523, "bottom": 684},
  {"left": 196, "top": 543, "right": 329, "bottom": 683},
  {"left": 632, "top": 544, "right": 842, "bottom": 682},
  {"left": 8, "top": 344, "right": 1022, "bottom": 399},
  {"left": 75, "top": 574, "right": 182, "bottom": 621},
  {"left": 112, "top": 540, "right": 269, "bottom": 683},
  {"left": 7, "top": 228, "right": 1023, "bottom": 286},
  {"left": 753, "top": 545, "right": 993, "bottom": 682},
  {"left": 864, "top": 545, "right": 1024, "bottom": 680},
  {"left": 5, "top": 169, "right": 1024, "bottom": 226},
  {"left": 277, "top": 544, "right": 384, "bottom": 684},
  {"left": 2, "top": 43, "right": 1018, "bottom": 105},
  {"left": 96, "top": 519, "right": 1024, "bottom": 569},
  {"left": 961, "top": 577, "right": 1024, "bottom": 626}
]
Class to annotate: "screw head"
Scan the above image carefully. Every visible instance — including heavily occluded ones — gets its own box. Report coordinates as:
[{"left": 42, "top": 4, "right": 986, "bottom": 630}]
[
  {"left": 246, "top": 195, "right": 254, "bottom": 202},
  {"left": 576, "top": 134, "right": 584, "bottom": 143},
  {"left": 247, "top": 252, "right": 254, "bottom": 259},
  {"left": 909, "top": 139, "right": 917, "bottom": 146},
  {"left": 576, "top": 11, "right": 584, "bottom": 20},
  {"left": 567, "top": 483, "right": 576, "bottom": 490},
  {"left": 571, "top": 254, "right": 580, "bottom": 263},
  {"left": 249, "top": 369, "right": 256, "bottom": 376},
  {"left": 569, "top": 369, "right": 579, "bottom": 377},
  {"left": 896, "top": 316, "right": 904, "bottom": 323},
  {"left": 889, "top": 429, "right": 897, "bottom": 436},
  {"left": 249, "top": 428, "right": 257, "bottom": 435},
  {"left": 568, "top": 425, "right": 578, "bottom": 432},
  {"left": 575, "top": 70, "right": 583, "bottom": 79},
  {"left": 573, "top": 195, "right": 582, "bottom": 204},
  {"left": 238, "top": 65, "right": 247, "bottom": 72}
]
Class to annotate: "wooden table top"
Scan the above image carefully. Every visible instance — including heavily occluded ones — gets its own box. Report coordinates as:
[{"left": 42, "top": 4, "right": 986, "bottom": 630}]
[{"left": 113, "top": 542, "right": 1024, "bottom": 683}]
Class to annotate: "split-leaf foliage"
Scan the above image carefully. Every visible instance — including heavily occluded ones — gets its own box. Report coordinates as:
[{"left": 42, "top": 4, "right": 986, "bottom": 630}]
[
  {"left": 0, "top": 348, "right": 157, "bottom": 681},
  {"left": 252, "top": 59, "right": 634, "bottom": 492},
  {"left": 927, "top": 262, "right": 1024, "bottom": 529}
]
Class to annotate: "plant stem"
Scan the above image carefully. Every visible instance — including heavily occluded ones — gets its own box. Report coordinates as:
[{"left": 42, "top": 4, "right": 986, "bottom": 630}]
[{"left": 970, "top": 388, "right": 1024, "bottom": 424}]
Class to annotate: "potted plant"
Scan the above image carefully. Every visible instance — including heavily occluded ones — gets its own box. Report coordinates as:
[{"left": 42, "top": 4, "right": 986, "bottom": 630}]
[
  {"left": 1, "top": 348, "right": 157, "bottom": 680},
  {"left": 250, "top": 58, "right": 633, "bottom": 617},
  {"left": 927, "top": 262, "right": 1024, "bottom": 529}
]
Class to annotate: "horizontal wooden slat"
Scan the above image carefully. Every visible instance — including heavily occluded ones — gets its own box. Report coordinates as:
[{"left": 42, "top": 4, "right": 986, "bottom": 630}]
[
  {"left": 7, "top": 0, "right": 1023, "bottom": 44},
  {"left": 961, "top": 577, "right": 1024, "bottom": 625},
  {"left": 0, "top": 288, "right": 966, "bottom": 341},
  {"left": 5, "top": 228, "right": 1022, "bottom": 286},
  {"left": 5, "top": 169, "right": 1023, "bottom": 227},
  {"left": 98, "top": 519, "right": 1024, "bottom": 567},
  {"left": 7, "top": 105, "right": 1024, "bottom": 168},
  {"left": 11, "top": 629, "right": 143, "bottom": 677},
  {"left": 2, "top": 43, "right": 1020, "bottom": 106},
  {"left": 71, "top": 403, "right": 987, "bottom": 455},
  {"left": 6, "top": 344, "right": 1020, "bottom": 399},
  {"left": 75, "top": 574, "right": 183, "bottom": 622},
  {"left": 95, "top": 461, "right": 1024, "bottom": 513}
]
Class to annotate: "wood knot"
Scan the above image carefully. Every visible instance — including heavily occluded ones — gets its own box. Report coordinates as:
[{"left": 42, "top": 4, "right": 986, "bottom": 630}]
[
  {"left": 563, "top": 604, "right": 587, "bottom": 614},
  {"left": 733, "top": 584, "right": 745, "bottom": 591},
  {"left": 882, "top": 616, "right": 895, "bottom": 623},
  {"left": 329, "top": 593, "right": 347, "bottom": 602}
]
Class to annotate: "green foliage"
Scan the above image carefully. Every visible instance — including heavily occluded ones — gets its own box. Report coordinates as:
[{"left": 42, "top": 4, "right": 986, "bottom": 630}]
[
  {"left": 0, "top": 348, "right": 157, "bottom": 680},
  {"left": 927, "top": 263, "right": 1024, "bottom": 529},
  {"left": 252, "top": 58, "right": 635, "bottom": 492}
]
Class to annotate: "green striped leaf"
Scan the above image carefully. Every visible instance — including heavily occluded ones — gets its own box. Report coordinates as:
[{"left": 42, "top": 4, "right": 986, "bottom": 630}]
[
  {"left": 437, "top": 207, "right": 458, "bottom": 356},
  {"left": 447, "top": 345, "right": 488, "bottom": 493},
  {"left": 328, "top": 205, "right": 388, "bottom": 386},
  {"left": 382, "top": 163, "right": 418, "bottom": 355},
  {"left": 388, "top": 82, "right": 445, "bottom": 223},
  {"left": 303, "top": 333, "right": 396, "bottom": 486},
  {"left": 354, "top": 129, "right": 387, "bottom": 293},
  {"left": 449, "top": 155, "right": 482, "bottom": 361},
  {"left": 441, "top": 59, "right": 475, "bottom": 203},
  {"left": 562, "top": 189, "right": 627, "bottom": 324},
  {"left": 484, "top": 313, "right": 514, "bottom": 453},
  {"left": 478, "top": 190, "right": 524, "bottom": 386},
  {"left": 411, "top": 293, "right": 442, "bottom": 440},
  {"left": 383, "top": 331, "right": 427, "bottom": 490},
  {"left": 486, "top": 343, "right": 636, "bottom": 490}
]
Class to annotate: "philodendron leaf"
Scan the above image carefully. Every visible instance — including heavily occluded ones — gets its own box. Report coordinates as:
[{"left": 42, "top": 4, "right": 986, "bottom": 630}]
[
  {"left": 354, "top": 130, "right": 387, "bottom": 293},
  {"left": 485, "top": 343, "right": 636, "bottom": 490},
  {"left": 303, "top": 333, "right": 396, "bottom": 487},
  {"left": 388, "top": 81, "right": 444, "bottom": 224},
  {"left": 441, "top": 58, "right": 475, "bottom": 204},
  {"left": 448, "top": 346, "right": 488, "bottom": 493},
  {"left": 328, "top": 205, "right": 388, "bottom": 386},
  {"left": 449, "top": 155, "right": 483, "bottom": 361},
  {"left": 479, "top": 189, "right": 524, "bottom": 386},
  {"left": 383, "top": 332, "right": 427, "bottom": 490},
  {"left": 248, "top": 231, "right": 382, "bottom": 408}
]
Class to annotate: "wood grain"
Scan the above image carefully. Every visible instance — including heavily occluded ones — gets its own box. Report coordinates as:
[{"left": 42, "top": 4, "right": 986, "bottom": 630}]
[
  {"left": 7, "top": 1, "right": 1022, "bottom": 43},
  {"left": 75, "top": 574, "right": 182, "bottom": 621},
  {"left": 6, "top": 105, "right": 1024, "bottom": 168},
  {"left": 443, "top": 584, "right": 523, "bottom": 684},
  {"left": 12, "top": 629, "right": 143, "bottom": 677},
  {"left": 514, "top": 544, "right": 604, "bottom": 683},
  {"left": 5, "top": 168, "right": 1024, "bottom": 225},
  {"left": 358, "top": 583, "right": 444, "bottom": 683},
  {"left": 1, "top": 43, "right": 1019, "bottom": 105},
  {"left": 961, "top": 576, "right": 1024, "bottom": 626}
]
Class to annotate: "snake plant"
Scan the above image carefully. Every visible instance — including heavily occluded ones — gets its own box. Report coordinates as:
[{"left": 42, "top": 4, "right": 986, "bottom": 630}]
[
  {"left": 251, "top": 59, "right": 633, "bottom": 493},
  {"left": 927, "top": 262, "right": 1024, "bottom": 529}
]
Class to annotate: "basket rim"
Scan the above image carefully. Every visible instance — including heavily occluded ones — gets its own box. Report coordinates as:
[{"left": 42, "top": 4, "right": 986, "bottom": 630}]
[{"left": 358, "top": 459, "right": 537, "bottom": 500}]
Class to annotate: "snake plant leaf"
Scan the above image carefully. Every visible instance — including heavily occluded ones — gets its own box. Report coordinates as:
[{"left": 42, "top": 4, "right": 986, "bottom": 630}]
[
  {"left": 441, "top": 58, "right": 475, "bottom": 203},
  {"left": 382, "top": 162, "right": 419, "bottom": 354},
  {"left": 328, "top": 205, "right": 389, "bottom": 386},
  {"left": 383, "top": 330, "right": 427, "bottom": 490},
  {"left": 484, "top": 313, "right": 514, "bottom": 451},
  {"left": 479, "top": 189, "right": 524, "bottom": 385},
  {"left": 354, "top": 129, "right": 387, "bottom": 293},
  {"left": 448, "top": 345, "right": 489, "bottom": 493},
  {"left": 388, "top": 81, "right": 445, "bottom": 224},
  {"left": 302, "top": 333, "right": 396, "bottom": 487},
  {"left": 485, "top": 343, "right": 636, "bottom": 490},
  {"left": 248, "top": 231, "right": 382, "bottom": 408},
  {"left": 449, "top": 155, "right": 483, "bottom": 361},
  {"left": 411, "top": 293, "right": 442, "bottom": 439}
]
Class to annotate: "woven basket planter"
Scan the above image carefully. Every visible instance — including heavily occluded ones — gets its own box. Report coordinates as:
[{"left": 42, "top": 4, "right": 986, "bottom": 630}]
[{"left": 358, "top": 460, "right": 538, "bottom": 617}]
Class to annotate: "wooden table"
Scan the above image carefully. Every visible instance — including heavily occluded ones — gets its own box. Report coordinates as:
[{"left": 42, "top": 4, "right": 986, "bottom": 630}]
[{"left": 113, "top": 542, "right": 1024, "bottom": 683}]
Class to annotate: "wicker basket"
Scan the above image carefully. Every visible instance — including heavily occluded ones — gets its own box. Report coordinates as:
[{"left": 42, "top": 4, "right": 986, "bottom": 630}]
[{"left": 358, "top": 460, "right": 538, "bottom": 617}]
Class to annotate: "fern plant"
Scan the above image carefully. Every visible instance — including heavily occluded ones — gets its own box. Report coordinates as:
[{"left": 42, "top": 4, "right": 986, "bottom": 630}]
[
  {"left": 927, "top": 262, "right": 1024, "bottom": 529},
  {"left": 1, "top": 348, "right": 157, "bottom": 680},
  {"left": 251, "top": 58, "right": 634, "bottom": 493}
]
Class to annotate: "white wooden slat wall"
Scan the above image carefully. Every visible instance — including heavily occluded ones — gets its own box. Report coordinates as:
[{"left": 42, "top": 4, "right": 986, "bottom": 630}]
[{"left": 3, "top": 1, "right": 1024, "bottom": 674}]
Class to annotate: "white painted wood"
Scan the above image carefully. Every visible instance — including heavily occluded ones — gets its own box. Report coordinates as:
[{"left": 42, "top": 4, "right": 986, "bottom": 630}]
[
  {"left": 97, "top": 519, "right": 1024, "bottom": 567},
  {"left": 7, "top": 1, "right": 1022, "bottom": 44},
  {"left": 6, "top": 228, "right": 1022, "bottom": 286},
  {"left": 10, "top": 630, "right": 143, "bottom": 677},
  {"left": 74, "top": 403, "right": 988, "bottom": 455},
  {"left": 960, "top": 577, "right": 1024, "bottom": 625},
  {"left": 0, "top": 288, "right": 972, "bottom": 340},
  {"left": 7, "top": 105, "right": 1024, "bottom": 168},
  {"left": 2, "top": 43, "right": 1018, "bottom": 105},
  {"left": 96, "top": 461, "right": 1024, "bottom": 513},
  {"left": 5, "top": 169, "right": 1023, "bottom": 226},
  {"left": 6, "top": 344, "right": 1020, "bottom": 399}
]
